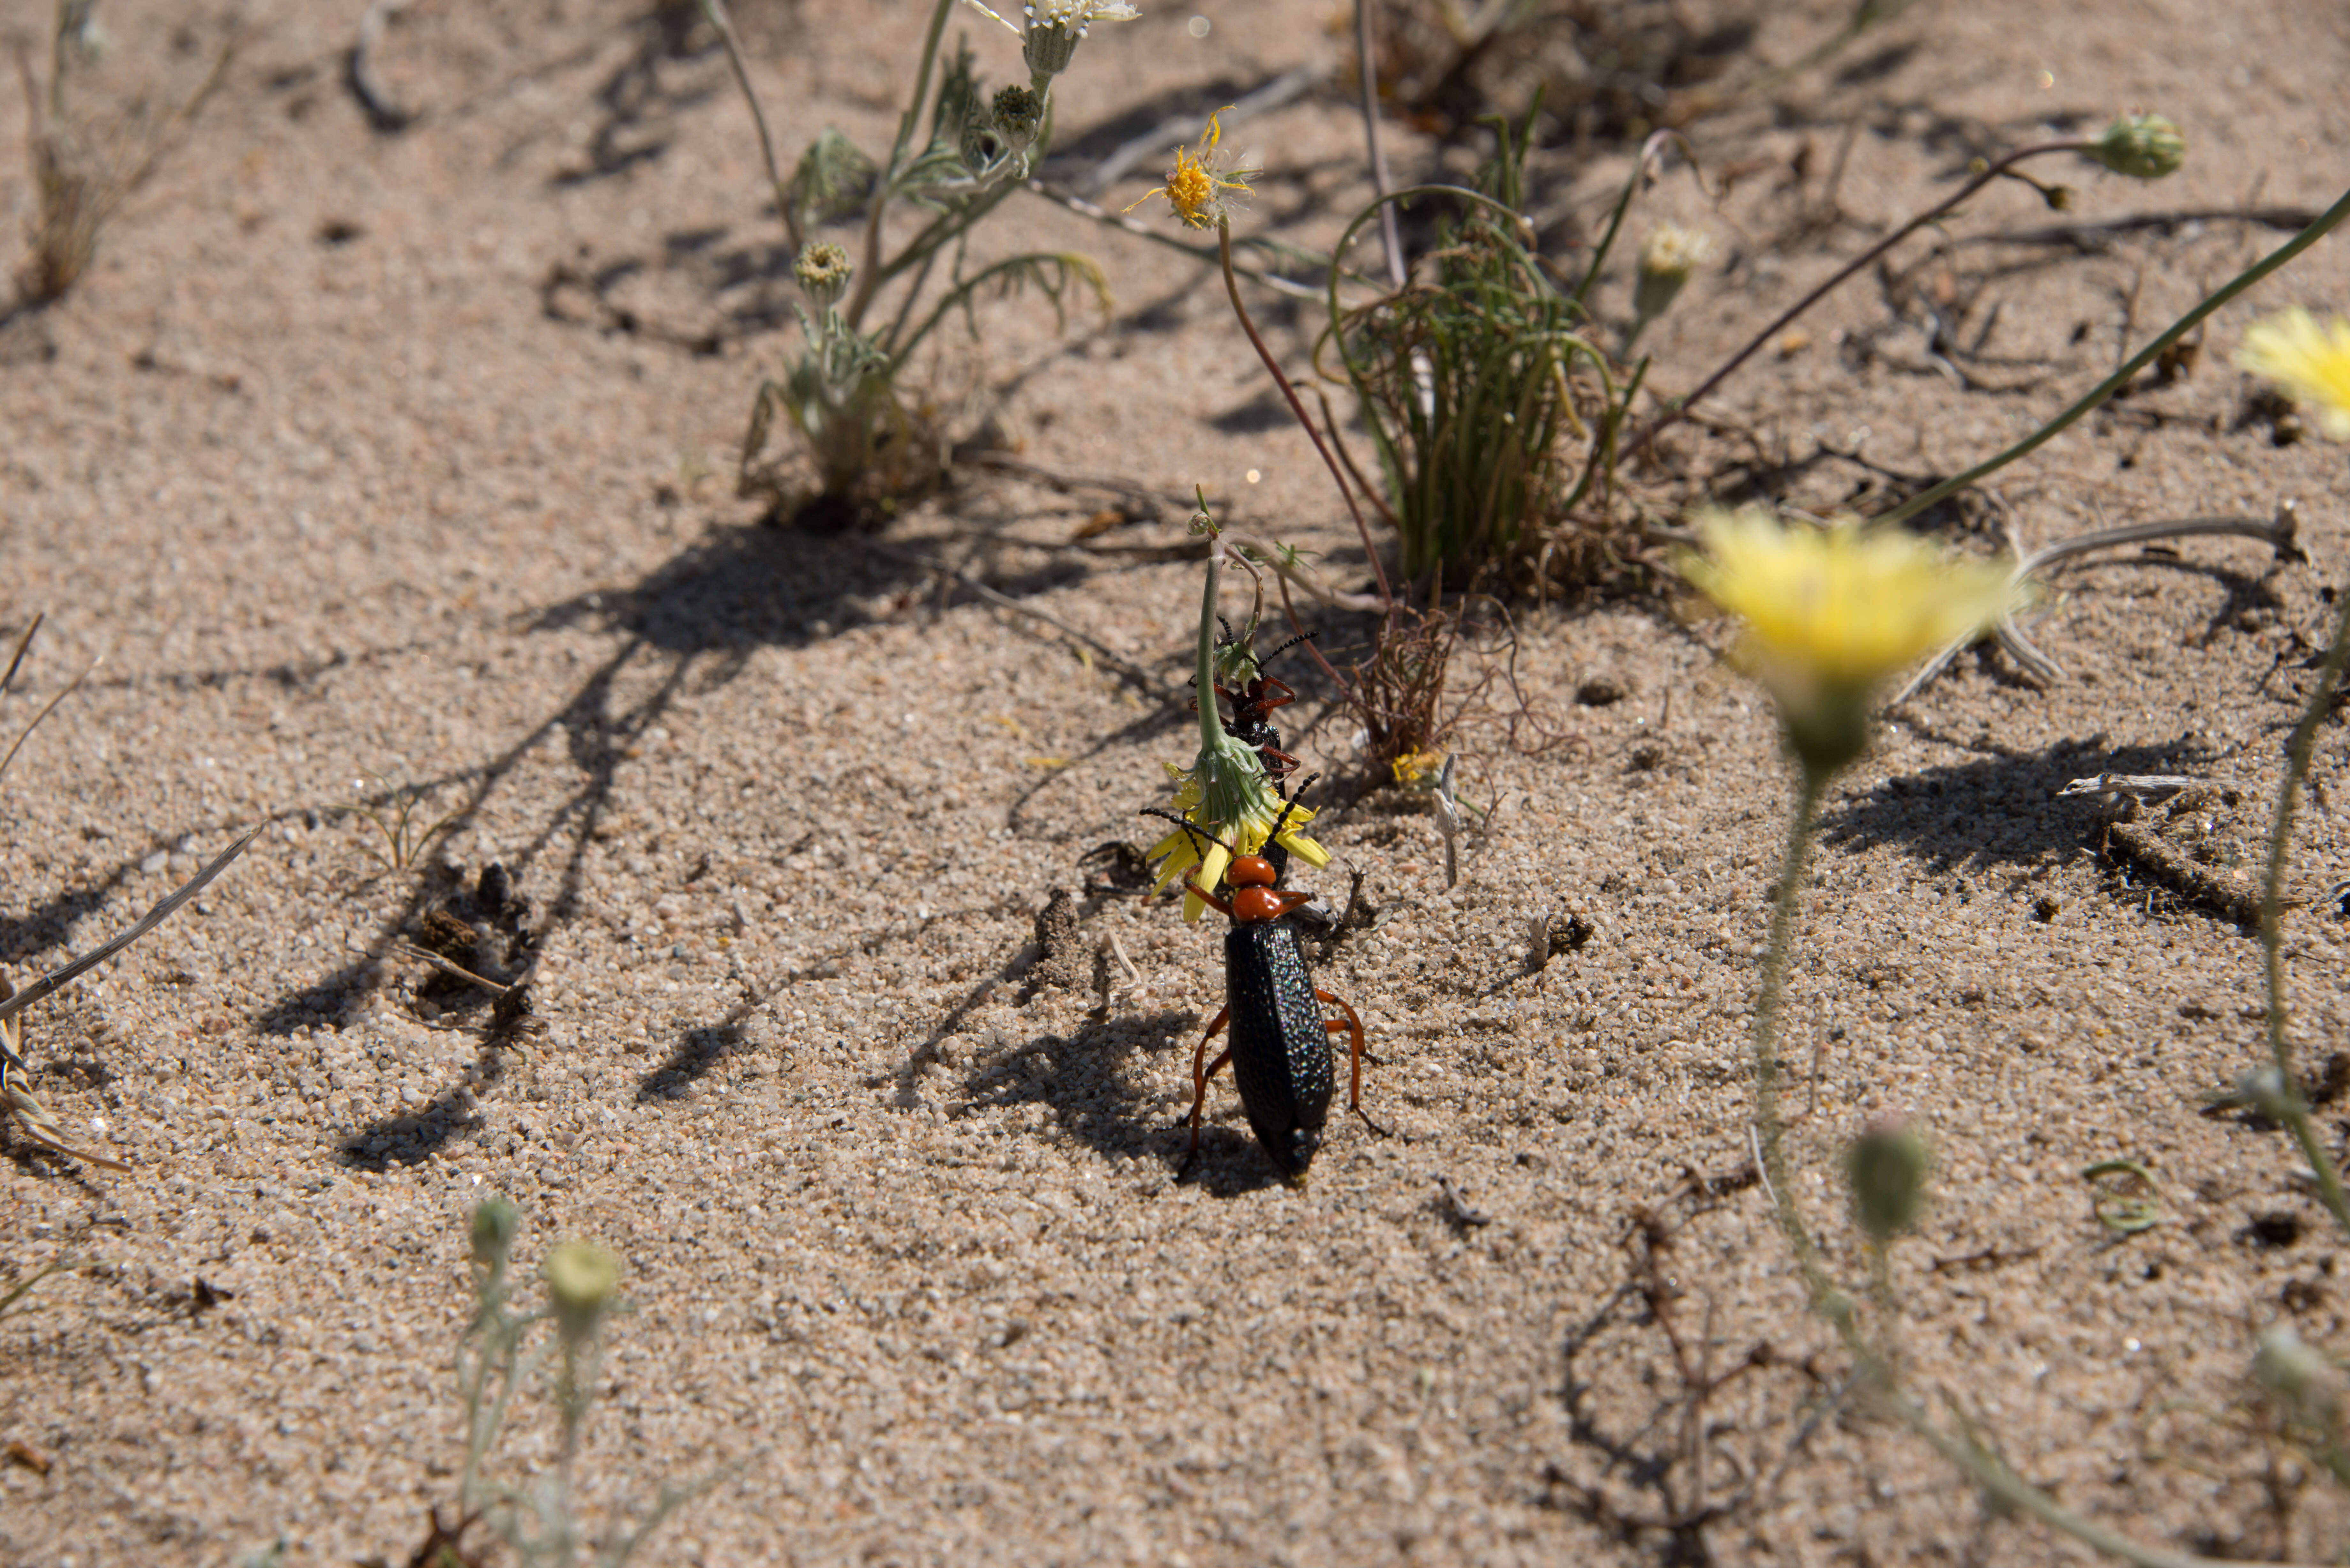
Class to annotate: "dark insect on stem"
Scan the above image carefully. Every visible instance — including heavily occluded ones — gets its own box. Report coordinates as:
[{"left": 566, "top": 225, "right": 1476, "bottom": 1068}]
[
  {"left": 1197, "top": 617, "right": 1320, "bottom": 882},
  {"left": 1141, "top": 787, "right": 1383, "bottom": 1181}
]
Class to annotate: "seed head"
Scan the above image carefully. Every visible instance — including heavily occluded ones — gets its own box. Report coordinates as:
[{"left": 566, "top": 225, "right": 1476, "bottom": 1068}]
[
  {"left": 2085, "top": 114, "right": 2185, "bottom": 180},
  {"left": 793, "top": 241, "right": 854, "bottom": 310}
]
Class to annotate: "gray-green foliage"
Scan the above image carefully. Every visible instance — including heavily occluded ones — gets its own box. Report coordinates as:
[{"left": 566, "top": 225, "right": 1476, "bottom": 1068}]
[
  {"left": 708, "top": 0, "right": 1112, "bottom": 515},
  {"left": 444, "top": 1196, "right": 714, "bottom": 1568}
]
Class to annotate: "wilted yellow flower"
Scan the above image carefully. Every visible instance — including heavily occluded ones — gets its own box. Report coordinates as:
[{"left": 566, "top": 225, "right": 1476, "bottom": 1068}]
[
  {"left": 1678, "top": 508, "right": 2020, "bottom": 775},
  {"left": 1391, "top": 748, "right": 1445, "bottom": 787},
  {"left": 2239, "top": 308, "right": 2350, "bottom": 439},
  {"left": 1127, "top": 109, "right": 1255, "bottom": 231},
  {"left": 1146, "top": 529, "right": 1330, "bottom": 920}
]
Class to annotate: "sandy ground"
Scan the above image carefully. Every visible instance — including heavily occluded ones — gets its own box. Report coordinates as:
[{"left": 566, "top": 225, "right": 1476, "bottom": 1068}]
[{"left": 5, "top": 0, "right": 2350, "bottom": 1563}]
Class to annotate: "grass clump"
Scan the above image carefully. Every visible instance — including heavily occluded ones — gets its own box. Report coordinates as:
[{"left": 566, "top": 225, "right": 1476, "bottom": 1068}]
[
  {"left": 1322, "top": 104, "right": 1638, "bottom": 595},
  {"left": 10, "top": 0, "right": 232, "bottom": 310}
]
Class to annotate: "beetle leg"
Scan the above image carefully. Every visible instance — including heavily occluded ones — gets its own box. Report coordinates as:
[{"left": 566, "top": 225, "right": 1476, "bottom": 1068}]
[
  {"left": 1178, "top": 1007, "right": 1231, "bottom": 1178},
  {"left": 1315, "top": 989, "right": 1387, "bottom": 1136},
  {"left": 1181, "top": 871, "right": 1235, "bottom": 919}
]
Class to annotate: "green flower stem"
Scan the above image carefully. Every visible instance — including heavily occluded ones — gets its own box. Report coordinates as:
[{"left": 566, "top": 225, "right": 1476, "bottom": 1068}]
[
  {"left": 1625, "top": 139, "right": 2089, "bottom": 459},
  {"left": 1752, "top": 767, "right": 1848, "bottom": 1329},
  {"left": 1217, "top": 215, "right": 1394, "bottom": 616},
  {"left": 2260, "top": 579, "right": 2350, "bottom": 1238},
  {"left": 696, "top": 0, "right": 798, "bottom": 253},
  {"left": 843, "top": 0, "right": 958, "bottom": 330},
  {"left": 1879, "top": 182, "right": 2350, "bottom": 529},
  {"left": 1197, "top": 536, "right": 1230, "bottom": 754},
  {"left": 1755, "top": 765, "right": 2282, "bottom": 1568}
]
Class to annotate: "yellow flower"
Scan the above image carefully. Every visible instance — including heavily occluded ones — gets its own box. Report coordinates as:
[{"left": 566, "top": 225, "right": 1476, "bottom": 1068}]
[
  {"left": 2239, "top": 308, "right": 2350, "bottom": 439},
  {"left": 1391, "top": 748, "right": 1445, "bottom": 787},
  {"left": 1126, "top": 109, "right": 1255, "bottom": 231},
  {"left": 1678, "top": 507, "right": 2019, "bottom": 775},
  {"left": 1146, "top": 764, "right": 1331, "bottom": 923}
]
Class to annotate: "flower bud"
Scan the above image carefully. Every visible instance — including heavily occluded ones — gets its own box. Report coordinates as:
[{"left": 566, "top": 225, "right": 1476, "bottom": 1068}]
[
  {"left": 792, "top": 241, "right": 854, "bottom": 310},
  {"left": 1631, "top": 224, "right": 1713, "bottom": 328},
  {"left": 2085, "top": 114, "right": 2185, "bottom": 180},
  {"left": 1846, "top": 1119, "right": 1929, "bottom": 1241},
  {"left": 469, "top": 1195, "right": 519, "bottom": 1271},
  {"left": 991, "top": 84, "right": 1045, "bottom": 155},
  {"left": 544, "top": 1240, "right": 620, "bottom": 1343},
  {"left": 959, "top": 117, "right": 1005, "bottom": 175}
]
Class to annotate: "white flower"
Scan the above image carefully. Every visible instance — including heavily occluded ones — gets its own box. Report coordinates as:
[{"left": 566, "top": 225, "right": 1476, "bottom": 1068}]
[{"left": 961, "top": 0, "right": 1139, "bottom": 80}]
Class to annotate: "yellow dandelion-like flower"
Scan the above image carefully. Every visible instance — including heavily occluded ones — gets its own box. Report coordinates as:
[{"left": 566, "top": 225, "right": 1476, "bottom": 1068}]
[
  {"left": 2239, "top": 308, "right": 2350, "bottom": 440},
  {"left": 1126, "top": 108, "right": 1255, "bottom": 232},
  {"left": 1146, "top": 766, "right": 1331, "bottom": 922},
  {"left": 1678, "top": 507, "right": 2020, "bottom": 776}
]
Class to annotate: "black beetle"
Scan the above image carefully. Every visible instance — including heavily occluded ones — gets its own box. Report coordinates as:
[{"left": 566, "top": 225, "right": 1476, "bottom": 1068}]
[
  {"left": 1144, "top": 796, "right": 1380, "bottom": 1180},
  {"left": 1197, "top": 618, "right": 1314, "bottom": 797}
]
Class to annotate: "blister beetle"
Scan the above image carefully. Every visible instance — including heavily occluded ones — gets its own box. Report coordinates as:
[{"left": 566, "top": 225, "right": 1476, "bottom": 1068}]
[
  {"left": 1143, "top": 792, "right": 1380, "bottom": 1180},
  {"left": 1199, "top": 617, "right": 1315, "bottom": 797}
]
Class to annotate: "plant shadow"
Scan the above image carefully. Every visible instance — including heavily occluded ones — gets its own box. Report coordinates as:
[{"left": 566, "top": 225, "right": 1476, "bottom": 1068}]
[
  {"left": 1821, "top": 734, "right": 2215, "bottom": 873},
  {"left": 338, "top": 1048, "right": 511, "bottom": 1171}
]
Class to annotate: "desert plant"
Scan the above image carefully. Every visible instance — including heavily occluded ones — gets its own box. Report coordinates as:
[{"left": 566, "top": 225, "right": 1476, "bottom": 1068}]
[
  {"left": 1681, "top": 317, "right": 2350, "bottom": 1560},
  {"left": 0, "top": 616, "right": 257, "bottom": 1170},
  {"left": 399, "top": 1197, "right": 714, "bottom": 1568},
  {"left": 11, "top": 0, "right": 232, "bottom": 308},
  {"left": 703, "top": 0, "right": 1116, "bottom": 522},
  {"left": 1320, "top": 103, "right": 1639, "bottom": 592},
  {"left": 350, "top": 769, "right": 465, "bottom": 874},
  {"left": 1129, "top": 114, "right": 1571, "bottom": 776}
]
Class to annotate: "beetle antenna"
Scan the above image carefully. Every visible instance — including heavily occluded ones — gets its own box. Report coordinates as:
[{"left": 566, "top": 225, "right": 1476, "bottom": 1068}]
[
  {"left": 1263, "top": 773, "right": 1321, "bottom": 846},
  {"left": 1262, "top": 629, "right": 1316, "bottom": 664},
  {"left": 1140, "top": 808, "right": 1233, "bottom": 859}
]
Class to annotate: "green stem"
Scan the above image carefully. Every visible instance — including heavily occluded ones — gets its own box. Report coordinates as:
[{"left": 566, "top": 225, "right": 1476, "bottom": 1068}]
[
  {"left": 2260, "top": 582, "right": 2350, "bottom": 1238},
  {"left": 1753, "top": 766, "right": 1848, "bottom": 1326},
  {"left": 844, "top": 0, "right": 957, "bottom": 329},
  {"left": 1878, "top": 182, "right": 2350, "bottom": 528},
  {"left": 1197, "top": 535, "right": 1228, "bottom": 754},
  {"left": 1755, "top": 765, "right": 2289, "bottom": 1568}
]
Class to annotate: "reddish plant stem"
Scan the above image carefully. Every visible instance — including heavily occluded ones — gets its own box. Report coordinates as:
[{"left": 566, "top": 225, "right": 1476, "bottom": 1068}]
[
  {"left": 1619, "top": 139, "right": 2085, "bottom": 459},
  {"left": 1217, "top": 217, "right": 1396, "bottom": 615}
]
